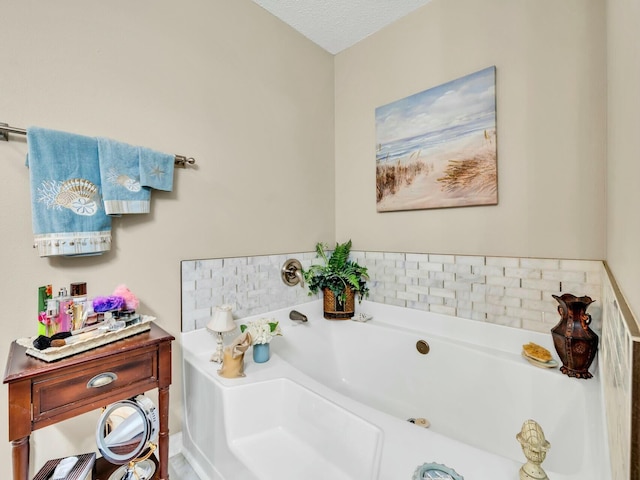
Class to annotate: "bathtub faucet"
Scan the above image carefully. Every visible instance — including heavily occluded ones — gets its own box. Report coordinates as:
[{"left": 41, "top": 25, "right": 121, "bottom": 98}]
[{"left": 289, "top": 310, "right": 308, "bottom": 323}]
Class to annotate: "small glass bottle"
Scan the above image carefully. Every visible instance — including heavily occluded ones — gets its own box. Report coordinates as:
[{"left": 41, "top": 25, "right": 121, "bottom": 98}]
[
  {"left": 57, "top": 287, "right": 74, "bottom": 333},
  {"left": 70, "top": 282, "right": 87, "bottom": 330}
]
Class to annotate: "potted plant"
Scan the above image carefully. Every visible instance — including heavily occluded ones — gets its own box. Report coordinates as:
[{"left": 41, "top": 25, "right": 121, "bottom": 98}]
[{"left": 303, "top": 240, "right": 369, "bottom": 319}]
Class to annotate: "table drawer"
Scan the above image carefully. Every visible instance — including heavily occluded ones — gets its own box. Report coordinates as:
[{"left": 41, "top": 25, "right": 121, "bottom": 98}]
[{"left": 32, "top": 347, "right": 158, "bottom": 421}]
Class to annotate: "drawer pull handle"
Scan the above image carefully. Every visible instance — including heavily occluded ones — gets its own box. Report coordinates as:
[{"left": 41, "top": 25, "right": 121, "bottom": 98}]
[{"left": 87, "top": 372, "right": 118, "bottom": 388}]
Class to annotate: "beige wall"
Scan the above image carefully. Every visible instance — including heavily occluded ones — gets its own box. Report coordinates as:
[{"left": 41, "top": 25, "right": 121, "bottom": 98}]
[
  {"left": 0, "top": 0, "right": 334, "bottom": 473},
  {"left": 335, "top": 0, "right": 607, "bottom": 260},
  {"left": 606, "top": 0, "right": 640, "bottom": 324},
  {"left": 2, "top": 0, "right": 636, "bottom": 474}
]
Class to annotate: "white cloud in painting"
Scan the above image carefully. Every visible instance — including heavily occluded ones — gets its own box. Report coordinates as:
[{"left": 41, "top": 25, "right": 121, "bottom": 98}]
[{"left": 376, "top": 67, "right": 496, "bottom": 145}]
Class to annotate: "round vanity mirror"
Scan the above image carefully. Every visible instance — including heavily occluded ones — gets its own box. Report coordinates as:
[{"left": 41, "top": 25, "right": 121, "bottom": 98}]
[{"left": 96, "top": 395, "right": 159, "bottom": 480}]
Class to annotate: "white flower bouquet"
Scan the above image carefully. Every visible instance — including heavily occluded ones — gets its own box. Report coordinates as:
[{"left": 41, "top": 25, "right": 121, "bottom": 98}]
[{"left": 240, "top": 318, "right": 282, "bottom": 345}]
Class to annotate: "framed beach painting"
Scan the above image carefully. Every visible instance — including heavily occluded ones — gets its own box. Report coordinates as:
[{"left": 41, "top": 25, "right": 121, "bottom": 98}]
[{"left": 375, "top": 66, "right": 497, "bottom": 212}]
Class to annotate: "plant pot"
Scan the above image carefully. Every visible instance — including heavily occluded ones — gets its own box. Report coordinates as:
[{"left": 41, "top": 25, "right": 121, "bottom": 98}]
[
  {"left": 253, "top": 343, "right": 270, "bottom": 363},
  {"left": 322, "top": 287, "right": 355, "bottom": 320}
]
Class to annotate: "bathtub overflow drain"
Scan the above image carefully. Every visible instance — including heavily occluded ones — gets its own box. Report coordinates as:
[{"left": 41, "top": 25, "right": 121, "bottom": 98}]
[{"left": 416, "top": 340, "right": 430, "bottom": 355}]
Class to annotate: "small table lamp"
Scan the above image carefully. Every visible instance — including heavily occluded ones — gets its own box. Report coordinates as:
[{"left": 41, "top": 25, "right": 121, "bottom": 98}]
[{"left": 207, "top": 305, "right": 236, "bottom": 363}]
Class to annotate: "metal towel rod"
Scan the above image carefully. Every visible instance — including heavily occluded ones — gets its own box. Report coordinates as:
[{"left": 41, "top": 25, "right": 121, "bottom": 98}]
[{"left": 0, "top": 122, "right": 196, "bottom": 167}]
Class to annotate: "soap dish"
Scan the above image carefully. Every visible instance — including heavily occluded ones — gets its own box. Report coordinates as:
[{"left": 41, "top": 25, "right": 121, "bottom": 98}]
[
  {"left": 521, "top": 351, "right": 558, "bottom": 369},
  {"left": 351, "top": 312, "right": 372, "bottom": 322}
]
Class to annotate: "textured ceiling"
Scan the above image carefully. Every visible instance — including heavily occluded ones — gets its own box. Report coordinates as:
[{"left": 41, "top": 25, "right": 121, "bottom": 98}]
[{"left": 251, "top": 0, "right": 434, "bottom": 54}]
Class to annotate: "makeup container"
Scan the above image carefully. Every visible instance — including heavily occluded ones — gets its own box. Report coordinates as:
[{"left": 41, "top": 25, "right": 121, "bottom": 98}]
[
  {"left": 45, "top": 298, "right": 59, "bottom": 336},
  {"left": 70, "top": 282, "right": 87, "bottom": 330},
  {"left": 37, "top": 285, "right": 52, "bottom": 336},
  {"left": 57, "top": 287, "right": 74, "bottom": 333}
]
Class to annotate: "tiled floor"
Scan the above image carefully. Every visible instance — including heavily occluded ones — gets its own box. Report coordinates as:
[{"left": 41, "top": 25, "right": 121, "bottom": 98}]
[{"left": 169, "top": 453, "right": 202, "bottom": 479}]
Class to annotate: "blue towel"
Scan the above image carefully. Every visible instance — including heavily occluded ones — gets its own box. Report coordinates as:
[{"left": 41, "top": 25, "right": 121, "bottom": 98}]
[
  {"left": 98, "top": 137, "right": 149, "bottom": 215},
  {"left": 98, "top": 138, "right": 174, "bottom": 215},
  {"left": 27, "top": 127, "right": 112, "bottom": 257},
  {"left": 139, "top": 146, "right": 174, "bottom": 192}
]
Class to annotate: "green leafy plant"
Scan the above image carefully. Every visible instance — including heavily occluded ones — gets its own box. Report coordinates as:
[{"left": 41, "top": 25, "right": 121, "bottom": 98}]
[{"left": 303, "top": 240, "right": 369, "bottom": 306}]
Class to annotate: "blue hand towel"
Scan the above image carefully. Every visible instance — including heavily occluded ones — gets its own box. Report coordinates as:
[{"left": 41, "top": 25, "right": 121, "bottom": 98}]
[
  {"left": 139, "top": 146, "right": 174, "bottom": 192},
  {"left": 27, "top": 127, "right": 112, "bottom": 257},
  {"left": 98, "top": 137, "right": 150, "bottom": 215},
  {"left": 97, "top": 138, "right": 174, "bottom": 215}
]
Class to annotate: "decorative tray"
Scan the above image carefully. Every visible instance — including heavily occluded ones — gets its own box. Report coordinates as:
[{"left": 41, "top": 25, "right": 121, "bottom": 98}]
[{"left": 17, "top": 316, "right": 155, "bottom": 362}]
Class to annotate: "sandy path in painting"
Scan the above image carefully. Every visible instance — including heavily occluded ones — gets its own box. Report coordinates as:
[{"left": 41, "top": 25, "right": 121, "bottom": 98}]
[{"left": 377, "top": 131, "right": 496, "bottom": 211}]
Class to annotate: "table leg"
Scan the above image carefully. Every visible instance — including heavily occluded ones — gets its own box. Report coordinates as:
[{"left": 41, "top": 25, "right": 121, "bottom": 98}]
[
  {"left": 11, "top": 435, "right": 29, "bottom": 480},
  {"left": 158, "top": 385, "right": 170, "bottom": 480}
]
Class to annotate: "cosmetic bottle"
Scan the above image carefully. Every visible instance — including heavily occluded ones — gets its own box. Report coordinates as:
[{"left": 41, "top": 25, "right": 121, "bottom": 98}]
[
  {"left": 37, "top": 285, "right": 52, "bottom": 336},
  {"left": 57, "top": 287, "right": 74, "bottom": 333},
  {"left": 70, "top": 282, "right": 87, "bottom": 330},
  {"left": 45, "top": 297, "right": 59, "bottom": 336}
]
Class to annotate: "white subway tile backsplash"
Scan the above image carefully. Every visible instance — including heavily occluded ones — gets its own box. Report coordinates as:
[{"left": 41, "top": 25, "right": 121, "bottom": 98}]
[
  {"left": 504, "top": 287, "right": 541, "bottom": 300},
  {"left": 472, "top": 265, "right": 504, "bottom": 277},
  {"left": 487, "top": 295, "right": 521, "bottom": 308},
  {"left": 473, "top": 302, "right": 506, "bottom": 316},
  {"left": 486, "top": 276, "right": 521, "bottom": 287},
  {"left": 429, "top": 287, "right": 456, "bottom": 299},
  {"left": 541, "top": 270, "right": 586, "bottom": 282},
  {"left": 485, "top": 256, "right": 519, "bottom": 267},
  {"left": 486, "top": 314, "right": 522, "bottom": 328},
  {"left": 506, "top": 306, "right": 543, "bottom": 322},
  {"left": 182, "top": 253, "right": 603, "bottom": 339},
  {"left": 560, "top": 259, "right": 603, "bottom": 272},
  {"left": 504, "top": 267, "right": 541, "bottom": 279},
  {"left": 521, "top": 278, "right": 561, "bottom": 292},
  {"left": 428, "top": 254, "right": 455, "bottom": 263},
  {"left": 384, "top": 297, "right": 406, "bottom": 307},
  {"left": 419, "top": 261, "right": 444, "bottom": 272},
  {"left": 429, "top": 271, "right": 455, "bottom": 282},
  {"left": 406, "top": 253, "right": 429, "bottom": 262},
  {"left": 444, "top": 263, "right": 472, "bottom": 274},
  {"left": 520, "top": 258, "right": 560, "bottom": 270},
  {"left": 456, "top": 309, "right": 487, "bottom": 321},
  {"left": 397, "top": 291, "right": 419, "bottom": 302},
  {"left": 559, "top": 282, "right": 601, "bottom": 296},
  {"left": 406, "top": 268, "right": 430, "bottom": 279},
  {"left": 429, "top": 304, "right": 456, "bottom": 316},
  {"left": 443, "top": 281, "right": 472, "bottom": 292},
  {"left": 406, "top": 284, "right": 430, "bottom": 296},
  {"left": 454, "top": 255, "right": 485, "bottom": 266}
]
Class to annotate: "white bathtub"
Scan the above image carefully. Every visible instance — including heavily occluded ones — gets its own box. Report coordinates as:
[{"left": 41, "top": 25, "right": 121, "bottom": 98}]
[{"left": 181, "top": 300, "right": 610, "bottom": 480}]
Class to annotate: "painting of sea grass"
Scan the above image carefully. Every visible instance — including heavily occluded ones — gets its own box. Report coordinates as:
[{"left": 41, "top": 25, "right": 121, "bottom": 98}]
[{"left": 375, "top": 66, "right": 497, "bottom": 211}]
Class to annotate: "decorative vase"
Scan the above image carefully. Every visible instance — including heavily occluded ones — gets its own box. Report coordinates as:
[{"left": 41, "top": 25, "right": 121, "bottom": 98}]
[
  {"left": 551, "top": 293, "right": 599, "bottom": 379},
  {"left": 322, "top": 287, "right": 355, "bottom": 320},
  {"left": 253, "top": 343, "right": 270, "bottom": 363}
]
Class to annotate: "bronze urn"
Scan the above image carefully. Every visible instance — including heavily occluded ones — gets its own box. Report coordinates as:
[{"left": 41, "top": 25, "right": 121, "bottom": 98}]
[{"left": 551, "top": 294, "right": 598, "bottom": 379}]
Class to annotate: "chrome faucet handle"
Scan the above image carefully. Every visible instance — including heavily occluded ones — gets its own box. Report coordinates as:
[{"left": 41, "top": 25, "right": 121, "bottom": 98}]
[
  {"left": 281, "top": 259, "right": 304, "bottom": 288},
  {"left": 289, "top": 310, "right": 308, "bottom": 323}
]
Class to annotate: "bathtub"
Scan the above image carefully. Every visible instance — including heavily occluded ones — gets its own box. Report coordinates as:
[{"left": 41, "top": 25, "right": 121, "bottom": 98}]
[{"left": 181, "top": 300, "right": 610, "bottom": 480}]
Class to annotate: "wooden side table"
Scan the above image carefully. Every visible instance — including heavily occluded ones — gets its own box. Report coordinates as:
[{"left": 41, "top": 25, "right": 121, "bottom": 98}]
[{"left": 3, "top": 322, "right": 174, "bottom": 480}]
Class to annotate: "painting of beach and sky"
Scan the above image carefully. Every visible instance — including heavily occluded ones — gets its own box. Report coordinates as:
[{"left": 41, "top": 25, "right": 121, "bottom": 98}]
[{"left": 375, "top": 66, "right": 497, "bottom": 211}]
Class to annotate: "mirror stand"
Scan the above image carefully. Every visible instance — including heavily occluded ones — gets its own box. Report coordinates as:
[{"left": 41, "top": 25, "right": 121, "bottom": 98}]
[{"left": 107, "top": 443, "right": 157, "bottom": 480}]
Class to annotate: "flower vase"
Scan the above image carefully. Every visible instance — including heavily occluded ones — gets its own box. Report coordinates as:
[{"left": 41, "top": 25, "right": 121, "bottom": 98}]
[
  {"left": 253, "top": 343, "right": 270, "bottom": 363},
  {"left": 551, "top": 293, "right": 598, "bottom": 379}
]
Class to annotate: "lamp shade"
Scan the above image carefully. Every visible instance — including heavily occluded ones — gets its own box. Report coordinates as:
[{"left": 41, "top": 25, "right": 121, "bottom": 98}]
[{"left": 207, "top": 304, "right": 236, "bottom": 333}]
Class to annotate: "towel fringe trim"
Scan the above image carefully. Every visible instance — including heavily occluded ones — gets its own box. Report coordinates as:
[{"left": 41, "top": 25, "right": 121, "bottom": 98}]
[{"left": 33, "top": 231, "right": 111, "bottom": 257}]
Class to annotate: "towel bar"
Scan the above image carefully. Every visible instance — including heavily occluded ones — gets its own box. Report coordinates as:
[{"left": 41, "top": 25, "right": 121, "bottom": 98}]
[{"left": 0, "top": 122, "right": 196, "bottom": 167}]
